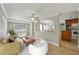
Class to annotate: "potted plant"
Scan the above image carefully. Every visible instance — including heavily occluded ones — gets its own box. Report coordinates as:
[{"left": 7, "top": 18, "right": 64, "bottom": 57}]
[{"left": 8, "top": 29, "right": 16, "bottom": 42}]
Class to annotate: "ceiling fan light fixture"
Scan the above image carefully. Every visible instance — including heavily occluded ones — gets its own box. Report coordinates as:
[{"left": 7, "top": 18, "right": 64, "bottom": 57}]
[
  {"left": 31, "top": 17, "right": 35, "bottom": 21},
  {"left": 30, "top": 13, "right": 40, "bottom": 21}
]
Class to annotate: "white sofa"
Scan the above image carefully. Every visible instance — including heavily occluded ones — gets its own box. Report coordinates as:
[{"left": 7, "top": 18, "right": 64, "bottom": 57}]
[{"left": 29, "top": 39, "right": 48, "bottom": 55}]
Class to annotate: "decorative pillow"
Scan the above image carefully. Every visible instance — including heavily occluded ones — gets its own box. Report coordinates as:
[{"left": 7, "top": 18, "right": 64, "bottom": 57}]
[
  {"left": 2, "top": 34, "right": 10, "bottom": 44},
  {"left": 18, "top": 33, "right": 27, "bottom": 38},
  {"left": 15, "top": 38, "right": 24, "bottom": 45},
  {"left": 0, "top": 37, "right": 3, "bottom": 43},
  {"left": 15, "top": 38, "right": 26, "bottom": 51}
]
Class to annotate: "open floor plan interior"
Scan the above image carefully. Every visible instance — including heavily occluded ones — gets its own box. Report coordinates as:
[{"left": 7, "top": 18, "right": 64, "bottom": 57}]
[{"left": 0, "top": 3, "right": 79, "bottom": 55}]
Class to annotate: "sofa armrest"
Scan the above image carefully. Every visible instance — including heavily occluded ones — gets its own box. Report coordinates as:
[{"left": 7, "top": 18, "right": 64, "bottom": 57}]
[{"left": 0, "top": 42, "right": 21, "bottom": 55}]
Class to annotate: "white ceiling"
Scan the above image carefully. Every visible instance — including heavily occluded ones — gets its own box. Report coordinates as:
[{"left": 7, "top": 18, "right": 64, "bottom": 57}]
[{"left": 2, "top": 3, "right": 79, "bottom": 20}]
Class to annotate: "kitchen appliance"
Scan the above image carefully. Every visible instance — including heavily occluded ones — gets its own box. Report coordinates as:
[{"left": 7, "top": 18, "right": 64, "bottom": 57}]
[
  {"left": 71, "top": 30, "right": 78, "bottom": 39},
  {"left": 71, "top": 23, "right": 79, "bottom": 47},
  {"left": 71, "top": 23, "right": 79, "bottom": 39}
]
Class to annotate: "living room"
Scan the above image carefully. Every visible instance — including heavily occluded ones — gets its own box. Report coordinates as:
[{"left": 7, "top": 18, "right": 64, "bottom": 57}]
[{"left": 0, "top": 3, "right": 79, "bottom": 55}]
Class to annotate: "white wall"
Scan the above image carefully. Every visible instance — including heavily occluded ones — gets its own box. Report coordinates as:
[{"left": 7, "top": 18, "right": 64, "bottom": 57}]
[
  {"left": 7, "top": 19, "right": 31, "bottom": 37},
  {"left": 0, "top": 5, "right": 7, "bottom": 37},
  {"left": 2, "top": 16, "right": 7, "bottom": 36},
  {"left": 0, "top": 17, "right": 4, "bottom": 37},
  {"left": 59, "top": 11, "right": 78, "bottom": 24},
  {"left": 35, "top": 15, "right": 60, "bottom": 46},
  {"left": 59, "top": 11, "right": 78, "bottom": 30}
]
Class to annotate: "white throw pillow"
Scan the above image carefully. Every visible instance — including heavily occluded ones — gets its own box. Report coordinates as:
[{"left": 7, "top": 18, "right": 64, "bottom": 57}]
[
  {"left": 2, "top": 34, "right": 10, "bottom": 43},
  {"left": 15, "top": 38, "right": 24, "bottom": 45},
  {"left": 18, "top": 33, "right": 27, "bottom": 38},
  {"left": 15, "top": 38, "right": 26, "bottom": 50}
]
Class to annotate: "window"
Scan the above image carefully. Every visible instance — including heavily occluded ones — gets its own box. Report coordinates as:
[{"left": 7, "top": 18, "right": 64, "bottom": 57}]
[
  {"left": 36, "top": 20, "right": 55, "bottom": 32},
  {"left": 40, "top": 23, "right": 49, "bottom": 31},
  {"left": 43, "top": 25, "right": 46, "bottom": 31},
  {"left": 39, "top": 23, "right": 55, "bottom": 32},
  {"left": 40, "top": 24, "right": 43, "bottom": 31},
  {"left": 14, "top": 23, "right": 27, "bottom": 32},
  {"left": 8, "top": 22, "right": 27, "bottom": 33}
]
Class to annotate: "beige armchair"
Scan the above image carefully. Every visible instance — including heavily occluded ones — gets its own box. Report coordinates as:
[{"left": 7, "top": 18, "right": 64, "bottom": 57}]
[{"left": 0, "top": 42, "right": 21, "bottom": 55}]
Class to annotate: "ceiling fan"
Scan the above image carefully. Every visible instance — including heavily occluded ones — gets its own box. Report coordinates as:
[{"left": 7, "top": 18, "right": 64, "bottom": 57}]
[{"left": 30, "top": 13, "right": 40, "bottom": 21}]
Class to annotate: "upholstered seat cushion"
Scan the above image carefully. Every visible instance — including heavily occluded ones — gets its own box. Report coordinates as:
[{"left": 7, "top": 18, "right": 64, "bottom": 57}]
[{"left": 0, "top": 42, "right": 21, "bottom": 55}]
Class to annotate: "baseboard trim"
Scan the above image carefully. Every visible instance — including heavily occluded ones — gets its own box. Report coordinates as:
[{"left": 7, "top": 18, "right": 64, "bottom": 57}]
[{"left": 47, "top": 41, "right": 59, "bottom": 47}]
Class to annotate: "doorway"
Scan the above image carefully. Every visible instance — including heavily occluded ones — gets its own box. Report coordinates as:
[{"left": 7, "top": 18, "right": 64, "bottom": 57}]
[{"left": 59, "top": 11, "right": 79, "bottom": 51}]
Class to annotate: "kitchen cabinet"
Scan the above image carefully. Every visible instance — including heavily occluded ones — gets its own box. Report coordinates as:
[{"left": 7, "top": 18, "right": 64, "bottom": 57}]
[
  {"left": 71, "top": 19, "right": 78, "bottom": 23},
  {"left": 66, "top": 20, "right": 71, "bottom": 30},
  {"left": 61, "top": 18, "right": 78, "bottom": 42},
  {"left": 66, "top": 18, "right": 78, "bottom": 30},
  {"left": 62, "top": 31, "right": 71, "bottom": 41}
]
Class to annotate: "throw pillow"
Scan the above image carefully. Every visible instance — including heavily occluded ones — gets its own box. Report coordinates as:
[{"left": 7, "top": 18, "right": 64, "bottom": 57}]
[
  {"left": 2, "top": 34, "right": 10, "bottom": 44},
  {"left": 0, "top": 37, "right": 3, "bottom": 43},
  {"left": 15, "top": 38, "right": 24, "bottom": 44},
  {"left": 15, "top": 38, "right": 26, "bottom": 51}
]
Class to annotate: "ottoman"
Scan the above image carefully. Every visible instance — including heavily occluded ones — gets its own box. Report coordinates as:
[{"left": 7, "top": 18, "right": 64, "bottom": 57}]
[{"left": 29, "top": 39, "right": 48, "bottom": 55}]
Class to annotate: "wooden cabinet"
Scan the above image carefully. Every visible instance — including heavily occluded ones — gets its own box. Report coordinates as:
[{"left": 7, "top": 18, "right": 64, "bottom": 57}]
[
  {"left": 66, "top": 18, "right": 78, "bottom": 30},
  {"left": 71, "top": 19, "right": 78, "bottom": 23},
  {"left": 62, "top": 31, "right": 71, "bottom": 41},
  {"left": 66, "top": 20, "right": 71, "bottom": 26},
  {"left": 66, "top": 20, "right": 71, "bottom": 30},
  {"left": 61, "top": 18, "right": 78, "bottom": 42}
]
